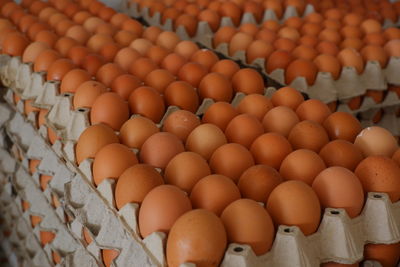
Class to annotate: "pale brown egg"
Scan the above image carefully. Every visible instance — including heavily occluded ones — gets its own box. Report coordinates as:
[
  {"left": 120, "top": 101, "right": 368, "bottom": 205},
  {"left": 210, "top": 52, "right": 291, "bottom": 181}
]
[
  {"left": 60, "top": 68, "right": 92, "bottom": 94},
  {"left": 186, "top": 123, "right": 227, "bottom": 160},
  {"left": 114, "top": 47, "right": 141, "bottom": 72},
  {"left": 110, "top": 74, "right": 141, "bottom": 100},
  {"left": 271, "top": 86, "right": 304, "bottom": 110},
  {"left": 289, "top": 120, "right": 329, "bottom": 152},
  {"left": 246, "top": 40, "right": 274, "bottom": 64},
  {"left": 238, "top": 165, "right": 282, "bottom": 202},
  {"left": 323, "top": 112, "right": 362, "bottom": 142},
  {"left": 312, "top": 166, "right": 364, "bottom": 218},
  {"left": 156, "top": 31, "right": 180, "bottom": 51},
  {"left": 237, "top": 94, "right": 273, "bottom": 121},
  {"left": 296, "top": 99, "right": 332, "bottom": 124},
  {"left": 22, "top": 42, "right": 49, "bottom": 63},
  {"left": 91, "top": 92, "right": 130, "bottom": 131},
  {"left": 162, "top": 110, "right": 199, "bottom": 143},
  {"left": 262, "top": 106, "right": 299, "bottom": 137},
  {"left": 166, "top": 209, "right": 227, "bottom": 267},
  {"left": 319, "top": 140, "right": 364, "bottom": 171},
  {"left": 119, "top": 116, "right": 159, "bottom": 149},
  {"left": 267, "top": 180, "right": 321, "bottom": 235},
  {"left": 128, "top": 86, "right": 165, "bottom": 123},
  {"left": 115, "top": 164, "right": 164, "bottom": 209},
  {"left": 285, "top": 59, "right": 318, "bottom": 85},
  {"left": 225, "top": 114, "right": 264, "bottom": 149},
  {"left": 229, "top": 32, "right": 253, "bottom": 56},
  {"left": 354, "top": 126, "right": 398, "bottom": 157},
  {"left": 355, "top": 156, "right": 400, "bottom": 202},
  {"left": 73, "top": 80, "right": 107, "bottom": 109}
]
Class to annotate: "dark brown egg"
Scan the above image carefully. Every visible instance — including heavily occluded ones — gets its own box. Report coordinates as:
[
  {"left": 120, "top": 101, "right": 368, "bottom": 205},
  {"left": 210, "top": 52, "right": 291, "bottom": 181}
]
[{"left": 323, "top": 112, "right": 362, "bottom": 142}]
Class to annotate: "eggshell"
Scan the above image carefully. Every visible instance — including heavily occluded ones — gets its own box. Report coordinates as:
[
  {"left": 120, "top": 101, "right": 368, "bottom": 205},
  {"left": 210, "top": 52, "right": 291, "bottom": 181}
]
[
  {"left": 267, "top": 180, "right": 321, "bottom": 235},
  {"left": 198, "top": 72, "right": 233, "bottom": 102},
  {"left": 111, "top": 74, "right": 142, "bottom": 100},
  {"left": 190, "top": 174, "right": 241, "bottom": 215},
  {"left": 265, "top": 50, "right": 293, "bottom": 73},
  {"left": 360, "top": 45, "right": 388, "bottom": 68},
  {"left": 96, "top": 63, "right": 124, "bottom": 87},
  {"left": 46, "top": 58, "right": 75, "bottom": 81},
  {"left": 164, "top": 81, "right": 199, "bottom": 113},
  {"left": 119, "top": 116, "right": 159, "bottom": 149},
  {"left": 128, "top": 86, "right": 165, "bottom": 123},
  {"left": 142, "top": 26, "right": 162, "bottom": 43},
  {"left": 178, "top": 62, "right": 208, "bottom": 88},
  {"left": 100, "top": 42, "right": 121, "bottom": 62},
  {"left": 166, "top": 209, "right": 227, "bottom": 267},
  {"left": 313, "top": 54, "right": 341, "bottom": 80},
  {"left": 68, "top": 46, "right": 90, "bottom": 66},
  {"left": 114, "top": 48, "right": 141, "bottom": 72},
  {"left": 262, "top": 106, "right": 299, "bottom": 137},
  {"left": 115, "top": 30, "right": 137, "bottom": 47},
  {"left": 337, "top": 48, "right": 364, "bottom": 74},
  {"left": 54, "top": 37, "right": 78, "bottom": 56},
  {"left": 296, "top": 99, "right": 332, "bottom": 124},
  {"left": 271, "top": 86, "right": 304, "bottom": 110},
  {"left": 202, "top": 102, "right": 239, "bottom": 131},
  {"left": 110, "top": 13, "right": 129, "bottom": 27},
  {"left": 160, "top": 53, "right": 187, "bottom": 76},
  {"left": 392, "top": 148, "right": 400, "bottom": 166},
  {"left": 198, "top": 9, "right": 220, "bottom": 32},
  {"left": 115, "top": 164, "right": 164, "bottom": 209},
  {"left": 273, "top": 38, "right": 296, "bottom": 52},
  {"left": 221, "top": 199, "right": 274, "bottom": 255},
  {"left": 140, "top": 132, "right": 185, "bottom": 169},
  {"left": 144, "top": 69, "right": 175, "bottom": 94},
  {"left": 238, "top": 165, "right": 282, "bottom": 202},
  {"left": 60, "top": 69, "right": 92, "bottom": 94},
  {"left": 285, "top": 59, "right": 318, "bottom": 85},
  {"left": 186, "top": 124, "right": 227, "bottom": 160},
  {"left": 156, "top": 31, "right": 180, "bottom": 51},
  {"left": 130, "top": 39, "right": 151, "bottom": 56},
  {"left": 102, "top": 249, "right": 119, "bottom": 267},
  {"left": 316, "top": 41, "right": 339, "bottom": 56},
  {"left": 191, "top": 49, "right": 219, "bottom": 71},
  {"left": 22, "top": 42, "right": 49, "bottom": 63},
  {"left": 65, "top": 25, "right": 90, "bottom": 44},
  {"left": 73, "top": 80, "right": 107, "bottom": 109},
  {"left": 229, "top": 32, "right": 253, "bottom": 56},
  {"left": 231, "top": 68, "right": 264, "bottom": 95},
  {"left": 129, "top": 57, "right": 157, "bottom": 80},
  {"left": 174, "top": 40, "right": 199, "bottom": 60},
  {"left": 364, "top": 243, "right": 400, "bottom": 267},
  {"left": 237, "top": 94, "right": 273, "bottom": 121},
  {"left": 92, "top": 143, "right": 138, "bottom": 186},
  {"left": 239, "top": 23, "right": 259, "bottom": 37},
  {"left": 384, "top": 40, "right": 400, "bottom": 57},
  {"left": 255, "top": 29, "right": 277, "bottom": 43},
  {"left": 323, "top": 112, "right": 362, "bottom": 142},
  {"left": 210, "top": 143, "right": 254, "bottom": 183},
  {"left": 355, "top": 156, "right": 400, "bottom": 202},
  {"left": 360, "top": 19, "right": 382, "bottom": 34},
  {"left": 2, "top": 32, "right": 29, "bottom": 56},
  {"left": 139, "top": 185, "right": 192, "bottom": 238},
  {"left": 319, "top": 140, "right": 364, "bottom": 171},
  {"left": 210, "top": 59, "right": 240, "bottom": 79},
  {"left": 87, "top": 33, "right": 114, "bottom": 53},
  {"left": 225, "top": 114, "right": 264, "bottom": 148},
  {"left": 162, "top": 110, "right": 200, "bottom": 142},
  {"left": 90, "top": 92, "right": 130, "bottom": 131},
  {"left": 289, "top": 120, "right": 329, "bottom": 152}
]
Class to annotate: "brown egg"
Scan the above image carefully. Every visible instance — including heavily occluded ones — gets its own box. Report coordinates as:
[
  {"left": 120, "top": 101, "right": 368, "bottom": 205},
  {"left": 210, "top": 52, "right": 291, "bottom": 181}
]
[
  {"left": 27, "top": 22, "right": 50, "bottom": 40},
  {"left": 384, "top": 27, "right": 400, "bottom": 41},
  {"left": 393, "top": 148, "right": 400, "bottom": 166},
  {"left": 201, "top": 102, "right": 239, "bottom": 131},
  {"left": 100, "top": 42, "right": 121, "bottom": 62},
  {"left": 239, "top": 23, "right": 259, "bottom": 37},
  {"left": 232, "top": 68, "right": 264, "bottom": 95},
  {"left": 316, "top": 41, "right": 339, "bottom": 56},
  {"left": 110, "top": 13, "right": 129, "bottom": 28},
  {"left": 354, "top": 126, "right": 398, "bottom": 157},
  {"left": 340, "top": 25, "right": 362, "bottom": 39},
  {"left": 55, "top": 20, "right": 75, "bottom": 37},
  {"left": 144, "top": 69, "right": 174, "bottom": 94},
  {"left": 2, "top": 32, "right": 29, "bottom": 57},
  {"left": 384, "top": 39, "right": 400, "bottom": 58},
  {"left": 198, "top": 9, "right": 220, "bottom": 32},
  {"left": 92, "top": 143, "right": 138, "bottom": 186},
  {"left": 267, "top": 180, "right": 321, "bottom": 235},
  {"left": 91, "top": 92, "right": 129, "bottom": 131},
  {"left": 191, "top": 49, "right": 219, "bottom": 72},
  {"left": 161, "top": 53, "right": 187, "bottom": 76},
  {"left": 262, "top": 106, "right": 299, "bottom": 137},
  {"left": 73, "top": 11, "right": 92, "bottom": 24},
  {"left": 238, "top": 165, "right": 282, "bottom": 202},
  {"left": 273, "top": 37, "right": 296, "bottom": 52},
  {"left": 114, "top": 30, "right": 137, "bottom": 47},
  {"left": 39, "top": 231, "right": 55, "bottom": 246},
  {"left": 360, "top": 45, "right": 388, "bottom": 68},
  {"left": 221, "top": 199, "right": 274, "bottom": 255},
  {"left": 198, "top": 72, "right": 233, "bottom": 102},
  {"left": 111, "top": 74, "right": 141, "bottom": 100},
  {"left": 278, "top": 26, "right": 300, "bottom": 42},
  {"left": 213, "top": 26, "right": 237, "bottom": 47},
  {"left": 131, "top": 39, "right": 152, "bottom": 56},
  {"left": 319, "top": 140, "right": 364, "bottom": 171},
  {"left": 34, "top": 30, "right": 58, "bottom": 48},
  {"left": 161, "top": 7, "right": 180, "bottom": 24},
  {"left": 119, "top": 116, "right": 159, "bottom": 150},
  {"left": 364, "top": 243, "right": 400, "bottom": 267},
  {"left": 225, "top": 114, "right": 264, "bottom": 148},
  {"left": 360, "top": 19, "right": 382, "bottom": 34},
  {"left": 128, "top": 86, "right": 165, "bottom": 123},
  {"left": 285, "top": 59, "right": 318, "bottom": 85},
  {"left": 22, "top": 42, "right": 49, "bottom": 63},
  {"left": 246, "top": 40, "right": 274, "bottom": 64},
  {"left": 280, "top": 149, "right": 326, "bottom": 185},
  {"left": 96, "top": 63, "right": 124, "bottom": 87},
  {"left": 95, "top": 22, "right": 117, "bottom": 35},
  {"left": 174, "top": 14, "right": 197, "bottom": 37},
  {"left": 210, "top": 59, "right": 239, "bottom": 79},
  {"left": 178, "top": 62, "right": 207, "bottom": 88},
  {"left": 156, "top": 31, "right": 180, "bottom": 51},
  {"left": 218, "top": 2, "right": 242, "bottom": 26},
  {"left": 265, "top": 50, "right": 293, "bottom": 73},
  {"left": 83, "top": 17, "right": 105, "bottom": 33},
  {"left": 82, "top": 54, "right": 106, "bottom": 76},
  {"left": 64, "top": 25, "right": 89, "bottom": 45},
  {"left": 355, "top": 156, "right": 400, "bottom": 202},
  {"left": 343, "top": 13, "right": 362, "bottom": 26},
  {"left": 289, "top": 120, "right": 329, "bottom": 152},
  {"left": 271, "top": 86, "right": 304, "bottom": 110},
  {"left": 174, "top": 40, "right": 199, "bottom": 60},
  {"left": 237, "top": 94, "right": 273, "bottom": 121},
  {"left": 296, "top": 99, "right": 332, "bottom": 124},
  {"left": 292, "top": 45, "right": 318, "bottom": 61},
  {"left": 87, "top": 34, "right": 114, "bottom": 53},
  {"left": 338, "top": 48, "right": 364, "bottom": 74},
  {"left": 162, "top": 110, "right": 200, "bottom": 142},
  {"left": 164, "top": 81, "right": 199, "bottom": 113},
  {"left": 323, "top": 112, "right": 362, "bottom": 142},
  {"left": 229, "top": 32, "right": 253, "bottom": 56},
  {"left": 60, "top": 69, "right": 92, "bottom": 93},
  {"left": 122, "top": 19, "right": 143, "bottom": 37},
  {"left": 114, "top": 48, "right": 141, "bottom": 72},
  {"left": 142, "top": 26, "right": 162, "bottom": 43},
  {"left": 46, "top": 58, "right": 75, "bottom": 81},
  {"left": 19, "top": 15, "right": 38, "bottom": 33},
  {"left": 54, "top": 37, "right": 78, "bottom": 56},
  {"left": 130, "top": 57, "right": 157, "bottom": 80},
  {"left": 255, "top": 29, "right": 277, "bottom": 43},
  {"left": 67, "top": 46, "right": 90, "bottom": 66},
  {"left": 323, "top": 19, "right": 342, "bottom": 31},
  {"left": 166, "top": 209, "right": 227, "bottom": 267},
  {"left": 301, "top": 22, "right": 322, "bottom": 36},
  {"left": 299, "top": 35, "right": 319, "bottom": 48},
  {"left": 115, "top": 164, "right": 163, "bottom": 209},
  {"left": 313, "top": 54, "right": 341, "bottom": 80},
  {"left": 73, "top": 80, "right": 107, "bottom": 109},
  {"left": 190, "top": 174, "right": 241, "bottom": 215},
  {"left": 145, "top": 46, "right": 169, "bottom": 65},
  {"left": 363, "top": 32, "right": 386, "bottom": 46},
  {"left": 313, "top": 166, "right": 364, "bottom": 218}
]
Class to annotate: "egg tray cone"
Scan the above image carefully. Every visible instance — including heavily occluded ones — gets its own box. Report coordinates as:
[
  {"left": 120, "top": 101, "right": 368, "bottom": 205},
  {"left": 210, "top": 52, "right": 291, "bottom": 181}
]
[{"left": 1, "top": 52, "right": 400, "bottom": 266}]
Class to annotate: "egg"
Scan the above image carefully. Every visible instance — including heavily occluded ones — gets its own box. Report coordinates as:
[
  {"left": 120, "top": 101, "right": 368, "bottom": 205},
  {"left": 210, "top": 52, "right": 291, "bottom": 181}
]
[
  {"left": 355, "top": 156, "right": 400, "bottom": 202},
  {"left": 198, "top": 72, "right": 233, "bottom": 102},
  {"left": 337, "top": 48, "right": 364, "bottom": 74},
  {"left": 273, "top": 38, "right": 296, "bottom": 52},
  {"left": 2, "top": 32, "right": 29, "bottom": 56},
  {"left": 160, "top": 53, "right": 187, "bottom": 76},
  {"left": 191, "top": 49, "right": 219, "bottom": 72},
  {"left": 289, "top": 120, "right": 329, "bottom": 152},
  {"left": 83, "top": 17, "right": 105, "bottom": 33},
  {"left": 165, "top": 152, "right": 211, "bottom": 193},
  {"left": 262, "top": 106, "right": 299, "bottom": 137},
  {"left": 319, "top": 140, "right": 364, "bottom": 171},
  {"left": 119, "top": 116, "right": 159, "bottom": 150},
  {"left": 213, "top": 26, "right": 237, "bottom": 48},
  {"left": 360, "top": 45, "right": 388, "bottom": 68},
  {"left": 139, "top": 185, "right": 192, "bottom": 238},
  {"left": 100, "top": 42, "right": 121, "bottom": 62},
  {"left": 393, "top": 148, "right": 400, "bottom": 166},
  {"left": 219, "top": 2, "right": 242, "bottom": 26},
  {"left": 90, "top": 92, "right": 130, "bottom": 131},
  {"left": 363, "top": 32, "right": 387, "bottom": 46},
  {"left": 111, "top": 74, "right": 141, "bottom": 100},
  {"left": 186, "top": 123, "right": 227, "bottom": 160},
  {"left": 128, "top": 86, "right": 165, "bottom": 123},
  {"left": 255, "top": 29, "right": 277, "bottom": 43},
  {"left": 73, "top": 11, "right": 92, "bottom": 24},
  {"left": 130, "top": 57, "right": 158, "bottom": 80},
  {"left": 360, "top": 19, "right": 382, "bottom": 34},
  {"left": 22, "top": 42, "right": 49, "bottom": 64},
  {"left": 265, "top": 50, "right": 293, "bottom": 73},
  {"left": 285, "top": 59, "right": 318, "bottom": 85},
  {"left": 301, "top": 22, "right": 322, "bottom": 36},
  {"left": 60, "top": 69, "right": 92, "bottom": 94},
  {"left": 156, "top": 31, "right": 180, "bottom": 51},
  {"left": 190, "top": 174, "right": 241, "bottom": 215},
  {"left": 323, "top": 112, "right": 362, "bottom": 142},
  {"left": 146, "top": 46, "right": 169, "bottom": 66},
  {"left": 40, "top": 174, "right": 52, "bottom": 191},
  {"left": 46, "top": 58, "right": 75, "bottom": 81},
  {"left": 364, "top": 243, "right": 400, "bottom": 267},
  {"left": 178, "top": 62, "right": 208, "bottom": 88},
  {"left": 296, "top": 99, "right": 332, "bottom": 124},
  {"left": 174, "top": 40, "right": 199, "bottom": 60},
  {"left": 313, "top": 54, "right": 341, "bottom": 80},
  {"left": 73, "top": 80, "right": 107, "bottom": 109},
  {"left": 54, "top": 37, "right": 78, "bottom": 56},
  {"left": 237, "top": 94, "right": 273, "bottom": 121},
  {"left": 271, "top": 87, "right": 304, "bottom": 110},
  {"left": 162, "top": 110, "right": 200, "bottom": 142},
  {"left": 238, "top": 165, "right": 282, "bottom": 202},
  {"left": 354, "top": 126, "right": 398, "bottom": 157},
  {"left": 232, "top": 68, "right": 264, "bottom": 95},
  {"left": 239, "top": 23, "right": 259, "bottom": 37},
  {"left": 67, "top": 46, "right": 90, "bottom": 66},
  {"left": 164, "top": 81, "right": 199, "bottom": 113},
  {"left": 201, "top": 102, "right": 239, "bottom": 131},
  {"left": 384, "top": 40, "right": 400, "bottom": 58},
  {"left": 115, "top": 164, "right": 163, "bottom": 209},
  {"left": 312, "top": 166, "right": 364, "bottom": 218},
  {"left": 87, "top": 34, "right": 114, "bottom": 53},
  {"left": 174, "top": 14, "right": 197, "bottom": 37},
  {"left": 92, "top": 143, "right": 138, "bottom": 186},
  {"left": 142, "top": 26, "right": 162, "bottom": 43},
  {"left": 316, "top": 41, "right": 339, "bottom": 56},
  {"left": 225, "top": 114, "right": 264, "bottom": 149},
  {"left": 299, "top": 35, "right": 319, "bottom": 48},
  {"left": 166, "top": 209, "right": 227, "bottom": 267},
  {"left": 114, "top": 30, "right": 138, "bottom": 47},
  {"left": 198, "top": 9, "right": 220, "bottom": 32},
  {"left": 96, "top": 63, "right": 124, "bottom": 87},
  {"left": 114, "top": 48, "right": 141, "bottom": 72},
  {"left": 221, "top": 199, "right": 274, "bottom": 255},
  {"left": 110, "top": 13, "right": 129, "bottom": 28},
  {"left": 102, "top": 249, "right": 119, "bottom": 267},
  {"left": 40, "top": 231, "right": 55, "bottom": 246},
  {"left": 229, "top": 32, "right": 253, "bottom": 56},
  {"left": 267, "top": 180, "right": 321, "bottom": 235}
]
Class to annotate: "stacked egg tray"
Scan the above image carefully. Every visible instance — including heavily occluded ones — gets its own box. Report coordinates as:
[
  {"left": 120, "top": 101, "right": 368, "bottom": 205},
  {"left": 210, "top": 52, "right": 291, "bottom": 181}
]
[
  {"left": 121, "top": 0, "right": 400, "bottom": 122},
  {"left": 1, "top": 49, "right": 400, "bottom": 267}
]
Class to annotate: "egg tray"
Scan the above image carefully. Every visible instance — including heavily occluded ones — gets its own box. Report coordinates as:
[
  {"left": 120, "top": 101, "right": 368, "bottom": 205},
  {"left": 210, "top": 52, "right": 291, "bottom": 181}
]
[{"left": 358, "top": 104, "right": 400, "bottom": 137}]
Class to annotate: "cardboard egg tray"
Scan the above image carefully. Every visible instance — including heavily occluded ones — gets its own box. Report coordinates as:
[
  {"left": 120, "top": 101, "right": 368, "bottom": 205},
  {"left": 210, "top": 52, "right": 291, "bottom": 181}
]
[{"left": 0, "top": 53, "right": 399, "bottom": 266}]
